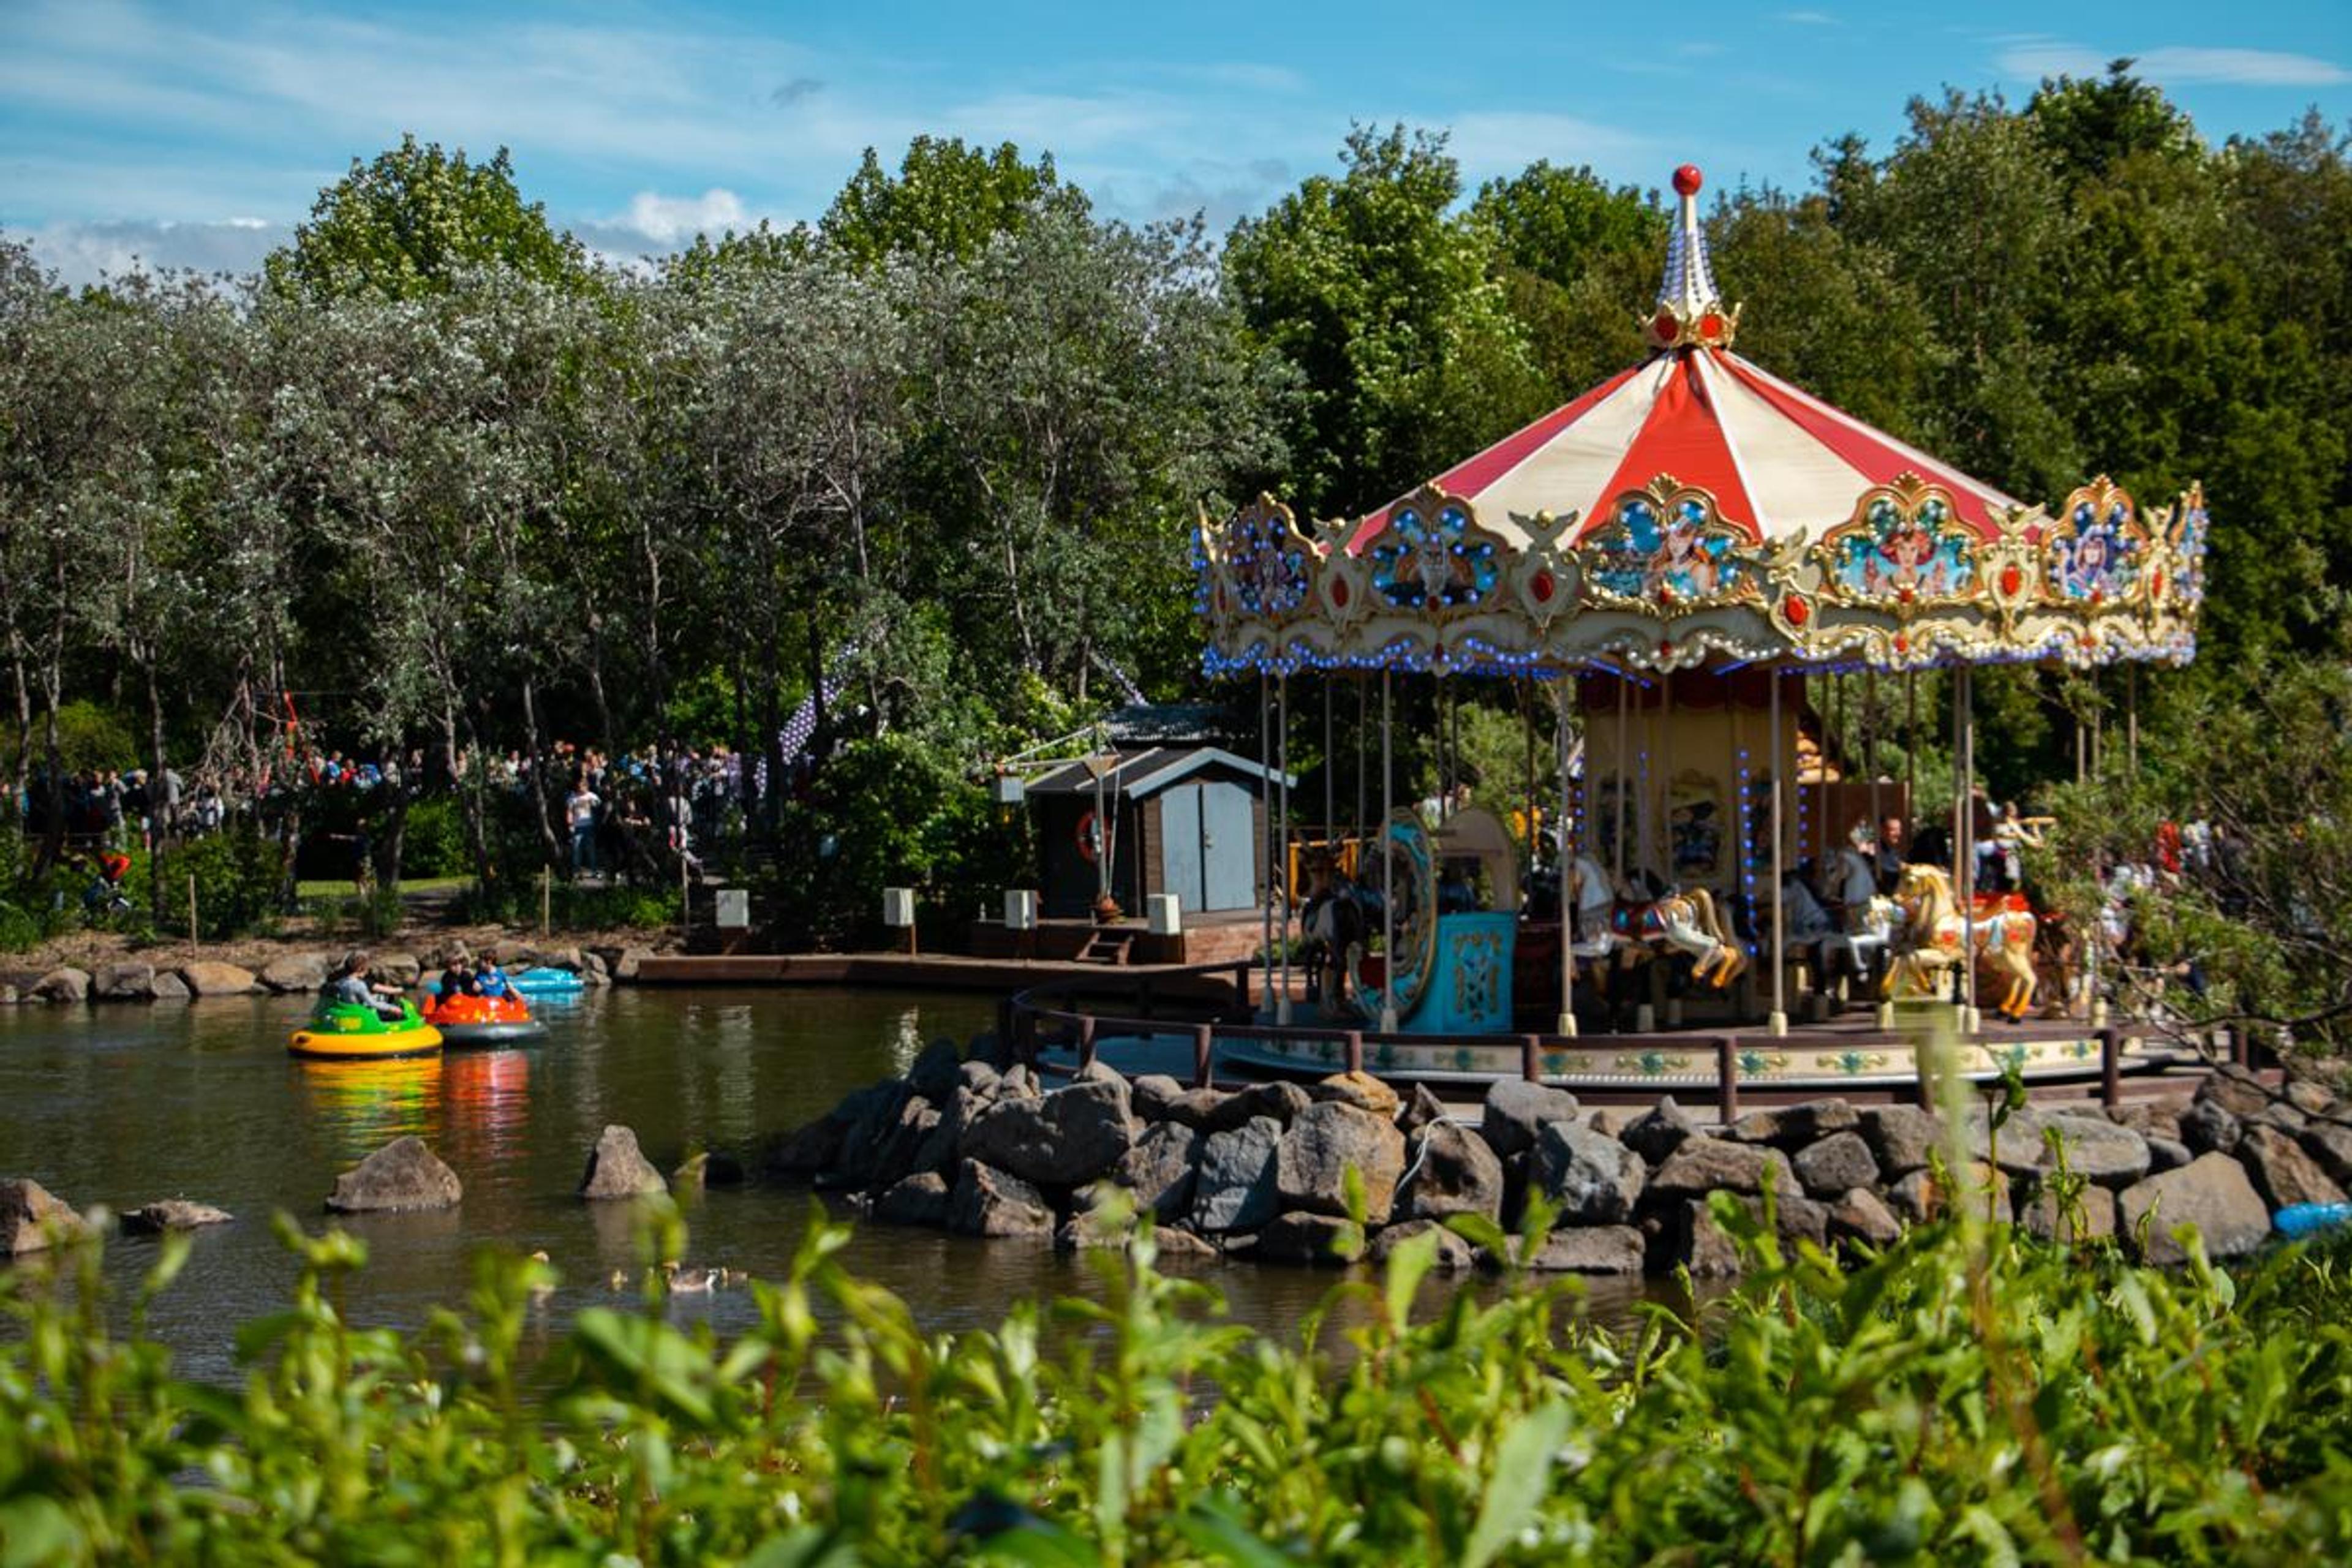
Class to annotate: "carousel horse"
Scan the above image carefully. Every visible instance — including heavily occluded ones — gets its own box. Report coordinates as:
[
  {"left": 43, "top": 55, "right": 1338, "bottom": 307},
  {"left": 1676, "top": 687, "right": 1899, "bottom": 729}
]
[
  {"left": 1880, "top": 864, "right": 2039, "bottom": 1022},
  {"left": 1605, "top": 872, "right": 1749, "bottom": 990},
  {"left": 1817, "top": 842, "right": 1897, "bottom": 997},
  {"left": 1297, "top": 864, "right": 1374, "bottom": 1019}
]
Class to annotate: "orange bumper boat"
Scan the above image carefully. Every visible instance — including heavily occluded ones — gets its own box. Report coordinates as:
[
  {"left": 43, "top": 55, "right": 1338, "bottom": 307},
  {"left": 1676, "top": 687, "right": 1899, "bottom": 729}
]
[{"left": 421, "top": 991, "right": 548, "bottom": 1047}]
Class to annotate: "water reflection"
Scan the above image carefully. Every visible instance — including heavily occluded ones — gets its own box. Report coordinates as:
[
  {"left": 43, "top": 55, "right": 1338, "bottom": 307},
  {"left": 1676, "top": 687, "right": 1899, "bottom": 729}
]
[
  {"left": 441, "top": 1050, "right": 533, "bottom": 1169},
  {"left": 293, "top": 1055, "right": 445, "bottom": 1160}
]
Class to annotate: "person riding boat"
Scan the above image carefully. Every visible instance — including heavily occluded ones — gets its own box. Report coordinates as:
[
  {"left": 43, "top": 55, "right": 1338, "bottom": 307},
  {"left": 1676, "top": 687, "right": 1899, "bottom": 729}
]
[
  {"left": 329, "top": 949, "right": 407, "bottom": 1023},
  {"left": 477, "top": 957, "right": 516, "bottom": 1001},
  {"left": 438, "top": 945, "right": 482, "bottom": 1001}
]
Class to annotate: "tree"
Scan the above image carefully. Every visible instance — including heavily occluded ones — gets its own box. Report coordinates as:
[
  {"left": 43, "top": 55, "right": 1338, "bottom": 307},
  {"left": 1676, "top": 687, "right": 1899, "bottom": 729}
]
[
  {"left": 820, "top": 137, "right": 1082, "bottom": 269},
  {"left": 264, "top": 135, "right": 587, "bottom": 303},
  {"left": 1470, "top": 162, "right": 1663, "bottom": 402},
  {"left": 1223, "top": 126, "right": 1544, "bottom": 519}
]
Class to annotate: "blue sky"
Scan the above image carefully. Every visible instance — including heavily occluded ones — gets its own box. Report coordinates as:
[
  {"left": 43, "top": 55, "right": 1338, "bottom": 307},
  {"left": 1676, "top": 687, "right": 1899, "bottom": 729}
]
[{"left": 3, "top": 0, "right": 2347, "bottom": 284}]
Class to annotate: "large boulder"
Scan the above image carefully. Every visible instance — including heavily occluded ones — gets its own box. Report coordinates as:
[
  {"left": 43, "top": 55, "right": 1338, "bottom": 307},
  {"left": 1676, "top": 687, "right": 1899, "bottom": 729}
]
[
  {"left": 1792, "top": 1131, "right": 1880, "bottom": 1197},
  {"left": 872, "top": 1172, "right": 951, "bottom": 1228},
  {"left": 613, "top": 945, "right": 656, "bottom": 981},
  {"left": 1155, "top": 1087, "right": 1232, "bottom": 1131},
  {"left": 1826, "top": 1186, "right": 1902, "bottom": 1249},
  {"left": 946, "top": 1160, "right": 1054, "bottom": 1238},
  {"left": 1620, "top": 1096, "right": 1700, "bottom": 1164},
  {"left": 2236, "top": 1125, "right": 2348, "bottom": 1212},
  {"left": 327, "top": 1137, "right": 461, "bottom": 1213},
  {"left": 122, "top": 1199, "right": 233, "bottom": 1234},
  {"left": 1311, "top": 1071, "right": 1401, "bottom": 1118},
  {"left": 149, "top": 971, "right": 189, "bottom": 1001},
  {"left": 2147, "top": 1136, "right": 2193, "bottom": 1173},
  {"left": 1399, "top": 1121, "right": 1505, "bottom": 1222},
  {"left": 906, "top": 1038, "right": 964, "bottom": 1103},
  {"left": 1528, "top": 1224, "right": 1645, "bottom": 1275},
  {"left": 845, "top": 1096, "right": 944, "bottom": 1191},
  {"left": 1129, "top": 1074, "right": 1189, "bottom": 1124},
  {"left": 2299, "top": 1121, "right": 2352, "bottom": 1189},
  {"left": 2179, "top": 1098, "right": 2242, "bottom": 1156},
  {"left": 1858, "top": 1104, "right": 1945, "bottom": 1177},
  {"left": 1275, "top": 1101, "right": 1406, "bottom": 1224},
  {"left": 178, "top": 960, "right": 258, "bottom": 998},
  {"left": 1204, "top": 1080, "right": 1310, "bottom": 1133},
  {"left": 1962, "top": 1107, "right": 2052, "bottom": 1178},
  {"left": 1371, "top": 1218, "right": 1477, "bottom": 1272},
  {"left": 1398, "top": 1082, "right": 1451, "bottom": 1137},
  {"left": 1647, "top": 1136, "right": 1796, "bottom": 1199},
  {"left": 1251, "top": 1211, "right": 1363, "bottom": 1266},
  {"left": 1887, "top": 1162, "right": 2007, "bottom": 1225},
  {"left": 2117, "top": 1153, "right": 2271, "bottom": 1264},
  {"left": 961, "top": 1077, "right": 1136, "bottom": 1188},
  {"left": 1107, "top": 1122, "right": 1200, "bottom": 1221},
  {"left": 2038, "top": 1115, "right": 2152, "bottom": 1189},
  {"left": 2019, "top": 1182, "right": 2119, "bottom": 1245},
  {"left": 2195, "top": 1066, "right": 2274, "bottom": 1121},
  {"left": 1479, "top": 1080, "right": 1581, "bottom": 1163},
  {"left": 580, "top": 1125, "right": 668, "bottom": 1200},
  {"left": 1729, "top": 1099, "right": 1859, "bottom": 1151},
  {"left": 1529, "top": 1121, "right": 1646, "bottom": 1225},
  {"left": 30, "top": 968, "right": 90, "bottom": 1005},
  {"left": 259, "top": 954, "right": 330, "bottom": 993},
  {"left": 373, "top": 952, "right": 422, "bottom": 987},
  {"left": 1, "top": 1177, "right": 89, "bottom": 1254},
  {"left": 1678, "top": 1190, "right": 1828, "bottom": 1275},
  {"left": 1191, "top": 1116, "right": 1283, "bottom": 1234},
  {"left": 2286, "top": 1078, "right": 2339, "bottom": 1117},
  {"left": 93, "top": 962, "right": 159, "bottom": 1002}
]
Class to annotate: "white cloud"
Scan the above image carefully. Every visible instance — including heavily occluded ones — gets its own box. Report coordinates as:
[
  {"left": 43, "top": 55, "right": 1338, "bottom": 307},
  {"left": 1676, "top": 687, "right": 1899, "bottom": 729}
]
[
  {"left": 1440, "top": 112, "right": 1656, "bottom": 183},
  {"left": 18, "top": 216, "right": 288, "bottom": 285},
  {"left": 1780, "top": 10, "right": 1837, "bottom": 25},
  {"left": 1997, "top": 39, "right": 2350, "bottom": 87},
  {"left": 612, "top": 188, "right": 748, "bottom": 247}
]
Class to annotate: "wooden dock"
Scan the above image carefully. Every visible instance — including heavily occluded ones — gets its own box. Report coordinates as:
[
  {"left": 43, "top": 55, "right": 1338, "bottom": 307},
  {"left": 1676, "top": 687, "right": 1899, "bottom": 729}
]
[{"left": 630, "top": 951, "right": 1244, "bottom": 999}]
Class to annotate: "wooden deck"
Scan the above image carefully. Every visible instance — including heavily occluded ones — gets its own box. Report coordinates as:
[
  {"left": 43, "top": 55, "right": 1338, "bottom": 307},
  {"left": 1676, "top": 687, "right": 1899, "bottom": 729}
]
[{"left": 630, "top": 951, "right": 1247, "bottom": 999}]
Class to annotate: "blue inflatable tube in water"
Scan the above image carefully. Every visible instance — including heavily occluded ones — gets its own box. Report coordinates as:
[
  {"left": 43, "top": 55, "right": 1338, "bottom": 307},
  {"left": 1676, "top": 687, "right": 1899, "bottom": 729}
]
[{"left": 2274, "top": 1202, "right": 2352, "bottom": 1238}]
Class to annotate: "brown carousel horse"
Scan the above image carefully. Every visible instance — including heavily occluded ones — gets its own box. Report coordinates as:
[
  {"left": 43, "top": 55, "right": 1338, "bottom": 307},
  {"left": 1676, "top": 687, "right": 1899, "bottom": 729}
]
[{"left": 1880, "top": 864, "right": 2039, "bottom": 1022}]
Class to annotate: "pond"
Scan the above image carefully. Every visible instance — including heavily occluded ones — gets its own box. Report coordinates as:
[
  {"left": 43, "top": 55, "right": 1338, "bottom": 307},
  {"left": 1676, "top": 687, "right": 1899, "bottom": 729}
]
[{"left": 0, "top": 984, "right": 1657, "bottom": 1379}]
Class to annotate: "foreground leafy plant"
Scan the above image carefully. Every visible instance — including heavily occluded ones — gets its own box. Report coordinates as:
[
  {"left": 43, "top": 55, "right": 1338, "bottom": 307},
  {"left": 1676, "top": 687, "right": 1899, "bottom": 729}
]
[{"left": 5, "top": 1191, "right": 2352, "bottom": 1566}]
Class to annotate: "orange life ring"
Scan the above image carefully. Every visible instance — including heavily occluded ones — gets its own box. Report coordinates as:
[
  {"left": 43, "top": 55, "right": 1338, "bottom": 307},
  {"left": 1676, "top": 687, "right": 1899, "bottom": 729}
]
[{"left": 1076, "top": 809, "right": 1101, "bottom": 863}]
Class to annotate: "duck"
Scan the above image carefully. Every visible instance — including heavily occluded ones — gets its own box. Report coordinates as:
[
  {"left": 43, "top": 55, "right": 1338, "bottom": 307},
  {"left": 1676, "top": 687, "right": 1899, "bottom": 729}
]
[
  {"left": 527, "top": 1250, "right": 555, "bottom": 1299},
  {"left": 662, "top": 1262, "right": 722, "bottom": 1294}
]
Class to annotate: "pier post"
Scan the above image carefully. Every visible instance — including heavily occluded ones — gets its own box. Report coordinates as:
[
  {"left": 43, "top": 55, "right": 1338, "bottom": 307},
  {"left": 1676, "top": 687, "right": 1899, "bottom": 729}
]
[
  {"left": 1231, "top": 960, "right": 1253, "bottom": 1022},
  {"left": 1193, "top": 1023, "right": 1215, "bottom": 1089},
  {"left": 2099, "top": 1026, "right": 2121, "bottom": 1109},
  {"left": 1139, "top": 976, "right": 1155, "bottom": 1020},
  {"left": 1077, "top": 1014, "right": 1098, "bottom": 1074},
  {"left": 1344, "top": 1031, "right": 1365, "bottom": 1076},
  {"left": 1521, "top": 1034, "right": 1542, "bottom": 1084},
  {"left": 1715, "top": 1036, "right": 1739, "bottom": 1125}
]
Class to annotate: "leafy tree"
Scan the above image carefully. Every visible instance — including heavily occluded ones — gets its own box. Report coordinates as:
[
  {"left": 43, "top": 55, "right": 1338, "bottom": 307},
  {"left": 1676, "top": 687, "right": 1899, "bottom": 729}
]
[
  {"left": 1470, "top": 162, "right": 1662, "bottom": 401},
  {"left": 820, "top": 136, "right": 1082, "bottom": 268},
  {"left": 264, "top": 135, "right": 587, "bottom": 303}
]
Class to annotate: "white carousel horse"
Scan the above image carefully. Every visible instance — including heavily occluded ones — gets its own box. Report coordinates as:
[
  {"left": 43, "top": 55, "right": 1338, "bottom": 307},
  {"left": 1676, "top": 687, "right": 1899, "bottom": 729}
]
[
  {"left": 1606, "top": 874, "right": 1748, "bottom": 990},
  {"left": 1881, "top": 864, "right": 2039, "bottom": 1021},
  {"left": 1817, "top": 843, "right": 1896, "bottom": 995}
]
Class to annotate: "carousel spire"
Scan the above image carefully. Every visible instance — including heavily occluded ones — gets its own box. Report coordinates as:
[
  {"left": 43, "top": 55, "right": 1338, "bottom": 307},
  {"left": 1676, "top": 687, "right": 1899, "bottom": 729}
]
[{"left": 1642, "top": 164, "right": 1740, "bottom": 352}]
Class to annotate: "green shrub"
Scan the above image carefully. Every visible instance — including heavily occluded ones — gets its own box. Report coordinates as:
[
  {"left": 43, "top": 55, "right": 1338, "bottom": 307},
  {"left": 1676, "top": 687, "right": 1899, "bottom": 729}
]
[
  {"left": 154, "top": 827, "right": 285, "bottom": 940},
  {"left": 398, "top": 794, "right": 467, "bottom": 878}
]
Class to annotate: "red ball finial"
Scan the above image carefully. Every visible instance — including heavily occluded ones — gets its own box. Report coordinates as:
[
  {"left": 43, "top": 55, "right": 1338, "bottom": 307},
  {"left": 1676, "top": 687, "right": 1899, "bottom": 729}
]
[{"left": 1672, "top": 164, "right": 1703, "bottom": 197}]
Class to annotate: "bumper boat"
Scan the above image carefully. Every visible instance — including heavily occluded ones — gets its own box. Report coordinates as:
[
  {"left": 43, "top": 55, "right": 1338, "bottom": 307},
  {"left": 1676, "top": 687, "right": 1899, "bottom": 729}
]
[
  {"left": 289, "top": 999, "right": 443, "bottom": 1060},
  {"left": 508, "top": 966, "right": 584, "bottom": 997},
  {"left": 423, "top": 990, "right": 548, "bottom": 1047}
]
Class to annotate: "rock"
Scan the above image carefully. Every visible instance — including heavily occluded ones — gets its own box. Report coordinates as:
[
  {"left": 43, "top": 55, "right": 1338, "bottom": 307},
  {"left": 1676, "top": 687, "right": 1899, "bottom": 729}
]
[
  {"left": 1584, "top": 1107, "right": 1631, "bottom": 1140},
  {"left": 961, "top": 1077, "right": 1136, "bottom": 1188},
  {"left": 1679, "top": 1199, "right": 1747, "bottom": 1277},
  {"left": 30, "top": 967, "right": 90, "bottom": 1004},
  {"left": 848, "top": 1097, "right": 944, "bottom": 1191},
  {"left": 614, "top": 945, "right": 655, "bottom": 981},
  {"left": 2301, "top": 1122, "right": 2352, "bottom": 1189},
  {"left": 766, "top": 1112, "right": 846, "bottom": 1176},
  {"left": 1648, "top": 1137, "right": 1796, "bottom": 1199},
  {"left": 1826, "top": 1186, "right": 1902, "bottom": 1248},
  {"left": 1129, "top": 1074, "right": 1188, "bottom": 1123},
  {"left": 948, "top": 1160, "right": 1054, "bottom": 1238},
  {"left": 2256, "top": 1101, "right": 2310, "bottom": 1135},
  {"left": 1621, "top": 1096, "right": 1700, "bottom": 1164},
  {"left": 1730, "top": 1099, "right": 1860, "bottom": 1150},
  {"left": 94, "top": 962, "right": 158, "bottom": 1001},
  {"left": 1157, "top": 1088, "right": 1231, "bottom": 1130},
  {"left": 1109, "top": 1122, "right": 1200, "bottom": 1221},
  {"left": 1, "top": 1177, "right": 89, "bottom": 1254},
  {"left": 1276, "top": 1101, "right": 1406, "bottom": 1223},
  {"left": 149, "top": 971, "right": 189, "bottom": 1001},
  {"left": 2106, "top": 1102, "right": 2184, "bottom": 1143},
  {"left": 1204, "top": 1080, "right": 1310, "bottom": 1133},
  {"left": 579, "top": 1125, "right": 668, "bottom": 1200},
  {"left": 2147, "top": 1135, "right": 2193, "bottom": 1172},
  {"left": 2019, "top": 1182, "right": 2118, "bottom": 1245},
  {"left": 583, "top": 949, "right": 611, "bottom": 978},
  {"left": 1371, "top": 1218, "right": 1477, "bottom": 1272},
  {"left": 178, "top": 960, "right": 258, "bottom": 998},
  {"left": 1792, "top": 1131, "right": 1880, "bottom": 1197},
  {"left": 873, "top": 1172, "right": 951, "bottom": 1227},
  {"left": 2286, "top": 1078, "right": 2338, "bottom": 1117},
  {"left": 374, "top": 952, "right": 422, "bottom": 986},
  {"left": 121, "top": 1199, "right": 233, "bottom": 1234},
  {"left": 1963, "top": 1107, "right": 2052, "bottom": 1178},
  {"left": 1479, "top": 1080, "right": 1581, "bottom": 1163},
  {"left": 2118, "top": 1153, "right": 2271, "bottom": 1264},
  {"left": 1191, "top": 1116, "right": 1283, "bottom": 1234},
  {"left": 958, "top": 1060, "right": 1004, "bottom": 1100},
  {"left": 0, "top": 982, "right": 15, "bottom": 1005},
  {"left": 1528, "top": 1224, "right": 1646, "bottom": 1274},
  {"left": 2237, "top": 1125, "right": 2348, "bottom": 1212},
  {"left": 1858, "top": 1104, "right": 1945, "bottom": 1177},
  {"left": 2038, "top": 1115, "right": 2152, "bottom": 1189},
  {"left": 1529, "top": 1121, "right": 1646, "bottom": 1225},
  {"left": 1399, "top": 1120, "right": 1505, "bottom": 1223},
  {"left": 2196, "top": 1066, "right": 2274, "bottom": 1121},
  {"left": 1311, "top": 1071, "right": 1400, "bottom": 1118},
  {"left": 2179, "top": 1099, "right": 2242, "bottom": 1156},
  {"left": 1150, "top": 1226, "right": 1218, "bottom": 1259},
  {"left": 998, "top": 1065, "right": 1042, "bottom": 1100},
  {"left": 1887, "top": 1162, "right": 2008, "bottom": 1225},
  {"left": 1252, "top": 1211, "right": 1363, "bottom": 1265},
  {"left": 327, "top": 1137, "right": 462, "bottom": 1213},
  {"left": 1398, "top": 1082, "right": 1450, "bottom": 1137},
  {"left": 259, "top": 954, "right": 330, "bottom": 993},
  {"left": 907, "top": 1039, "right": 963, "bottom": 1103}
]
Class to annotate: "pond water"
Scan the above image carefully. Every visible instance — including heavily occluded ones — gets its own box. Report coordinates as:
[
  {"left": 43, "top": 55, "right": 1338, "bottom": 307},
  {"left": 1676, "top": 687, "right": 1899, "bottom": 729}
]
[{"left": 0, "top": 985, "right": 1657, "bottom": 1381}]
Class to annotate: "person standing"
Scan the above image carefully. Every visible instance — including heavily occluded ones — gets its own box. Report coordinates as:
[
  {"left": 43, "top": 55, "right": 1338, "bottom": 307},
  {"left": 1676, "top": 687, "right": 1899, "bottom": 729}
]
[{"left": 567, "top": 776, "right": 602, "bottom": 876}]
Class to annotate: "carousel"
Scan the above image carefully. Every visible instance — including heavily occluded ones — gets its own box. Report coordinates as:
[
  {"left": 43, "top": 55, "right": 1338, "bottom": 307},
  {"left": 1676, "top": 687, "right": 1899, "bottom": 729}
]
[{"left": 1185, "top": 164, "right": 2209, "bottom": 1096}]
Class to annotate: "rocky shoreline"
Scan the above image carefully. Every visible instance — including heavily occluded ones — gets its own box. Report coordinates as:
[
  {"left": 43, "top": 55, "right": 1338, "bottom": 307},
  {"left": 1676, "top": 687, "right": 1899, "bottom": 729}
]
[
  {"left": 772, "top": 1039, "right": 2349, "bottom": 1276},
  {"left": 0, "top": 939, "right": 664, "bottom": 1006}
]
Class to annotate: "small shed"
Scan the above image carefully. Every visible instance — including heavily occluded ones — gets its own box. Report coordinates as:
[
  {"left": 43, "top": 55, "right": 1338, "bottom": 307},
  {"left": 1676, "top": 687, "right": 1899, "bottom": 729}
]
[{"left": 1025, "top": 747, "right": 1289, "bottom": 921}]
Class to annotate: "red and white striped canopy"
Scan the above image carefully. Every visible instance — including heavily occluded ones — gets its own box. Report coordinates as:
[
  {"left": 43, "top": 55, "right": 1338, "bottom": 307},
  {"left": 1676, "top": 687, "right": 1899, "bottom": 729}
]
[{"left": 1350, "top": 349, "right": 2026, "bottom": 553}]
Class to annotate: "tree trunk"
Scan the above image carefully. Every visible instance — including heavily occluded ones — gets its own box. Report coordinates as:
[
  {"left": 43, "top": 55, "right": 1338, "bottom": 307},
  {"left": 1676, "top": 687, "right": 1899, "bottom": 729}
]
[{"left": 520, "top": 675, "right": 563, "bottom": 864}]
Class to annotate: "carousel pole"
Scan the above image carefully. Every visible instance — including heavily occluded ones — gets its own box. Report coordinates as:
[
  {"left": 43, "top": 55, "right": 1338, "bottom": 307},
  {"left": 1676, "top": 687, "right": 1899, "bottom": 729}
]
[
  {"left": 2127, "top": 664, "right": 2140, "bottom": 775},
  {"left": 1555, "top": 677, "right": 1578, "bottom": 1036},
  {"left": 1276, "top": 671, "right": 1292, "bottom": 1025},
  {"left": 1905, "top": 668, "right": 1918, "bottom": 845},
  {"left": 1769, "top": 668, "right": 1787, "bottom": 1036},
  {"left": 1323, "top": 677, "right": 1335, "bottom": 856},
  {"left": 1355, "top": 673, "right": 1368, "bottom": 865},
  {"left": 1866, "top": 668, "right": 1881, "bottom": 861},
  {"left": 1258, "top": 671, "right": 1273, "bottom": 1021},
  {"left": 1380, "top": 667, "right": 1397, "bottom": 1033},
  {"left": 1958, "top": 665, "right": 1980, "bottom": 1030},
  {"left": 1614, "top": 674, "right": 1630, "bottom": 886}
]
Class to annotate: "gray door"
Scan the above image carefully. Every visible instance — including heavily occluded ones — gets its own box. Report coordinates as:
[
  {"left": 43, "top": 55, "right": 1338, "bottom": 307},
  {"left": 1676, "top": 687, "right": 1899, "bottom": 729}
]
[
  {"left": 1200, "top": 781, "right": 1257, "bottom": 911},
  {"left": 1160, "top": 785, "right": 1205, "bottom": 914}
]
